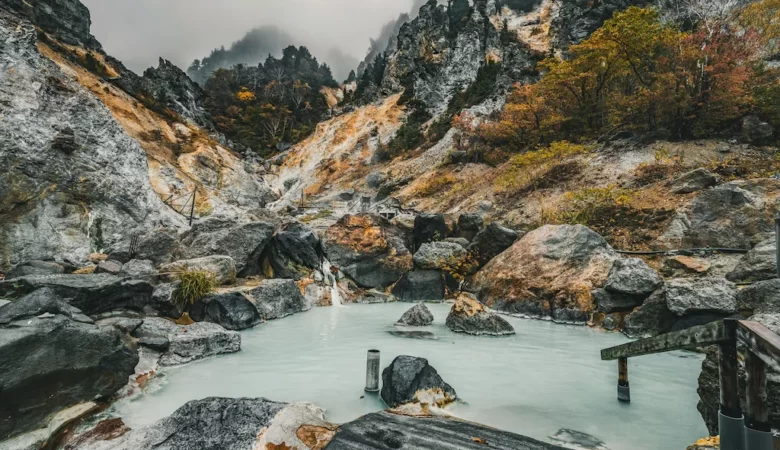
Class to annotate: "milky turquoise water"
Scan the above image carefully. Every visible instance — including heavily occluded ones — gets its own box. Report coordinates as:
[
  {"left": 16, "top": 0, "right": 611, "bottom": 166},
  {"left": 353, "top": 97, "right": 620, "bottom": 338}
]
[{"left": 113, "top": 303, "right": 707, "bottom": 449}]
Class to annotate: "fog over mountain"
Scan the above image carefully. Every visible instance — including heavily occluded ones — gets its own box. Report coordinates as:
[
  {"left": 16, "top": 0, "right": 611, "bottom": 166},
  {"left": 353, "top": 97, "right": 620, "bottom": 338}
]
[{"left": 81, "top": 0, "right": 427, "bottom": 81}]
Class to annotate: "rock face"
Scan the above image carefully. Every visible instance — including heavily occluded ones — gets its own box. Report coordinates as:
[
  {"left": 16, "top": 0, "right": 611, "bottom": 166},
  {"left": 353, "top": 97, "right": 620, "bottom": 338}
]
[
  {"left": 0, "top": 274, "right": 154, "bottom": 316},
  {"left": 667, "top": 168, "right": 717, "bottom": 194},
  {"left": 391, "top": 271, "right": 445, "bottom": 302},
  {"left": 659, "top": 180, "right": 780, "bottom": 250},
  {"left": 69, "top": 397, "right": 287, "bottom": 450},
  {"left": 322, "top": 214, "right": 413, "bottom": 288},
  {"left": 127, "top": 228, "right": 185, "bottom": 267},
  {"left": 446, "top": 293, "right": 515, "bottom": 336},
  {"left": 133, "top": 317, "right": 241, "bottom": 366},
  {"left": 380, "top": 355, "right": 457, "bottom": 408},
  {"left": 0, "top": 9, "right": 181, "bottom": 267},
  {"left": 118, "top": 259, "right": 157, "bottom": 281},
  {"left": 6, "top": 260, "right": 65, "bottom": 279},
  {"left": 0, "top": 289, "right": 138, "bottom": 440},
  {"left": 604, "top": 258, "right": 663, "bottom": 297},
  {"left": 138, "top": 58, "right": 211, "bottom": 128},
  {"left": 190, "top": 292, "right": 262, "bottom": 331},
  {"left": 413, "top": 241, "right": 467, "bottom": 270},
  {"left": 664, "top": 278, "right": 738, "bottom": 316},
  {"left": 469, "top": 225, "right": 617, "bottom": 322},
  {"left": 727, "top": 238, "right": 777, "bottom": 283},
  {"left": 243, "top": 279, "right": 311, "bottom": 320},
  {"left": 736, "top": 279, "right": 780, "bottom": 315},
  {"left": 466, "top": 223, "right": 520, "bottom": 268},
  {"left": 327, "top": 411, "right": 565, "bottom": 450},
  {"left": 261, "top": 222, "right": 322, "bottom": 280},
  {"left": 180, "top": 217, "right": 277, "bottom": 277},
  {"left": 396, "top": 302, "right": 434, "bottom": 326},
  {"left": 160, "top": 255, "right": 237, "bottom": 285}
]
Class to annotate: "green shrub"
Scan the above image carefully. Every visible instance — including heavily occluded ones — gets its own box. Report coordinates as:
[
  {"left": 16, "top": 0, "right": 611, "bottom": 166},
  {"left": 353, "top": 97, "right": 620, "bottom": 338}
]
[{"left": 173, "top": 270, "right": 217, "bottom": 309}]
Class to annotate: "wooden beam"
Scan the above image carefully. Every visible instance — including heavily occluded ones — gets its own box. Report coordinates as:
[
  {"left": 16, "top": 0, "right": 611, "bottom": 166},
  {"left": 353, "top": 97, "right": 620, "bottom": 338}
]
[
  {"left": 601, "top": 320, "right": 729, "bottom": 361},
  {"left": 745, "top": 350, "right": 771, "bottom": 432},
  {"left": 737, "top": 321, "right": 780, "bottom": 374}
]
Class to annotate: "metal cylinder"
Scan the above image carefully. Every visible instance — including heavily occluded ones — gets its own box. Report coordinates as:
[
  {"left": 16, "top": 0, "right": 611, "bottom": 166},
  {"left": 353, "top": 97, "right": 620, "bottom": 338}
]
[
  {"left": 744, "top": 427, "right": 774, "bottom": 450},
  {"left": 365, "top": 349, "right": 380, "bottom": 393},
  {"left": 719, "top": 410, "right": 745, "bottom": 450},
  {"left": 617, "top": 383, "right": 631, "bottom": 403}
]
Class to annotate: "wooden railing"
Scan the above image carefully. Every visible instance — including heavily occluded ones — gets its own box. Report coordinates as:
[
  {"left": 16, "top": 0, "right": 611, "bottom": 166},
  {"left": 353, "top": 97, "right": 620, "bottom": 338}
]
[{"left": 601, "top": 319, "right": 780, "bottom": 450}]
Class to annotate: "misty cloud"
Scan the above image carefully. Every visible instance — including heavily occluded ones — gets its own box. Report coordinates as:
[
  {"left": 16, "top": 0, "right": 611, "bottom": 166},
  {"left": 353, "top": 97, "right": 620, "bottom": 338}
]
[{"left": 81, "top": 0, "right": 425, "bottom": 81}]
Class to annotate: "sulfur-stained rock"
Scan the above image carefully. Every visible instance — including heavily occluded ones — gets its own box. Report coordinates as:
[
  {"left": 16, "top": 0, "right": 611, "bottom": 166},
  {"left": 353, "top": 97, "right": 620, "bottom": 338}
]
[
  {"left": 466, "top": 223, "right": 520, "bottom": 268},
  {"left": 445, "top": 293, "right": 515, "bottom": 336},
  {"left": 413, "top": 241, "right": 467, "bottom": 271},
  {"left": 380, "top": 355, "right": 457, "bottom": 408}
]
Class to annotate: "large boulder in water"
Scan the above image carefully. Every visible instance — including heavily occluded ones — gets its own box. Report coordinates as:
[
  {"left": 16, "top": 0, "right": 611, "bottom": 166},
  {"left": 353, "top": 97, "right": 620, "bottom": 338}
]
[
  {"left": 243, "top": 279, "right": 311, "bottom": 320},
  {"left": 180, "top": 217, "right": 277, "bottom": 277},
  {"left": 0, "top": 289, "right": 138, "bottom": 440},
  {"left": 469, "top": 225, "right": 617, "bottom": 322},
  {"left": 261, "top": 221, "right": 322, "bottom": 280},
  {"left": 322, "top": 214, "right": 413, "bottom": 288},
  {"left": 466, "top": 223, "right": 520, "bottom": 268},
  {"left": 67, "top": 397, "right": 288, "bottom": 450},
  {"left": 159, "top": 255, "right": 237, "bottom": 285},
  {"left": 132, "top": 317, "right": 240, "bottom": 366},
  {"left": 658, "top": 179, "right": 780, "bottom": 250},
  {"left": 190, "top": 292, "right": 262, "bottom": 331},
  {"left": 380, "top": 355, "right": 457, "bottom": 408},
  {"left": 0, "top": 274, "right": 154, "bottom": 316},
  {"left": 391, "top": 271, "right": 445, "bottom": 302},
  {"left": 697, "top": 313, "right": 780, "bottom": 437},
  {"left": 396, "top": 303, "right": 434, "bottom": 326},
  {"left": 727, "top": 238, "right": 777, "bottom": 283},
  {"left": 446, "top": 293, "right": 515, "bottom": 336}
]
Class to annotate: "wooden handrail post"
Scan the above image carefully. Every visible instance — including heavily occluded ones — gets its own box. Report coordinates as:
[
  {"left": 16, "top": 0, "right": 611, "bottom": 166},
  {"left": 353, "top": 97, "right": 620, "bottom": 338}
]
[
  {"left": 617, "top": 357, "right": 630, "bottom": 403},
  {"left": 718, "top": 320, "right": 744, "bottom": 450},
  {"left": 745, "top": 350, "right": 773, "bottom": 450}
]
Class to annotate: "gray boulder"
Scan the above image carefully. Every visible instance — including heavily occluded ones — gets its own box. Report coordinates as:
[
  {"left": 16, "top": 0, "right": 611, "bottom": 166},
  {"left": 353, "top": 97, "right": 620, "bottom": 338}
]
[
  {"left": 96, "top": 317, "right": 144, "bottom": 335},
  {"left": 446, "top": 293, "right": 515, "bottom": 336},
  {"left": 0, "top": 274, "right": 154, "bottom": 316},
  {"left": 623, "top": 291, "right": 677, "bottom": 338},
  {"left": 119, "top": 259, "right": 157, "bottom": 281},
  {"left": 190, "top": 292, "right": 262, "bottom": 331},
  {"left": 380, "top": 356, "right": 457, "bottom": 408},
  {"left": 736, "top": 279, "right": 780, "bottom": 315},
  {"left": 130, "top": 228, "right": 186, "bottom": 267},
  {"left": 727, "top": 238, "right": 777, "bottom": 283},
  {"left": 159, "top": 255, "right": 236, "bottom": 285},
  {"left": 413, "top": 241, "right": 467, "bottom": 270},
  {"left": 149, "top": 282, "right": 182, "bottom": 318},
  {"left": 456, "top": 214, "right": 483, "bottom": 241},
  {"left": 742, "top": 115, "right": 775, "bottom": 145},
  {"left": 261, "top": 222, "right": 322, "bottom": 280},
  {"left": 322, "top": 214, "right": 413, "bottom": 288},
  {"left": 667, "top": 168, "right": 717, "bottom": 194},
  {"left": 593, "top": 288, "right": 644, "bottom": 314},
  {"left": 355, "top": 289, "right": 395, "bottom": 304},
  {"left": 0, "top": 289, "right": 138, "bottom": 440},
  {"left": 181, "top": 217, "right": 277, "bottom": 277},
  {"left": 444, "top": 237, "right": 470, "bottom": 248},
  {"left": 413, "top": 214, "right": 450, "bottom": 249},
  {"left": 604, "top": 258, "right": 663, "bottom": 297},
  {"left": 6, "top": 260, "right": 65, "bottom": 279},
  {"left": 243, "top": 279, "right": 310, "bottom": 320},
  {"left": 391, "top": 271, "right": 445, "bottom": 302},
  {"left": 366, "top": 171, "right": 387, "bottom": 189},
  {"left": 132, "top": 317, "right": 240, "bottom": 366},
  {"left": 664, "top": 278, "right": 738, "bottom": 316},
  {"left": 396, "top": 303, "right": 434, "bottom": 326},
  {"left": 466, "top": 223, "right": 520, "bottom": 268},
  {"left": 96, "top": 260, "right": 123, "bottom": 275},
  {"left": 68, "top": 397, "right": 287, "bottom": 450}
]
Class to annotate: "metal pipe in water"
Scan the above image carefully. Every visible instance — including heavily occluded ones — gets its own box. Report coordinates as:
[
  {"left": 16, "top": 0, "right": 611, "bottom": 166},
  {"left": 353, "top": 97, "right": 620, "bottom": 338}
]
[{"left": 365, "top": 349, "right": 380, "bottom": 393}]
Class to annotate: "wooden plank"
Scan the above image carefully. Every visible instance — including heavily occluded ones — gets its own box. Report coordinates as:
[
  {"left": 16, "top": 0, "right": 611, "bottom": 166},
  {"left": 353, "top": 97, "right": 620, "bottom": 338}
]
[
  {"left": 737, "top": 321, "right": 780, "bottom": 373},
  {"left": 601, "top": 320, "right": 728, "bottom": 361},
  {"left": 719, "top": 331, "right": 741, "bottom": 417},
  {"left": 745, "top": 350, "right": 771, "bottom": 432}
]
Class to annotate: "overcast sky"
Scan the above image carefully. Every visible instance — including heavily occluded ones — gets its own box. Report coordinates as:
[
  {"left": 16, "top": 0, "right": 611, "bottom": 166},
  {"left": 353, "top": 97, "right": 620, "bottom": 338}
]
[{"left": 82, "top": 0, "right": 421, "bottom": 76}]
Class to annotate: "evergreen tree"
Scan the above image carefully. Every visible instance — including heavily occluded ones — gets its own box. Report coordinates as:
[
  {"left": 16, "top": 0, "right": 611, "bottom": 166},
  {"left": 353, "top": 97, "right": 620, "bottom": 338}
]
[{"left": 448, "top": 0, "right": 471, "bottom": 37}]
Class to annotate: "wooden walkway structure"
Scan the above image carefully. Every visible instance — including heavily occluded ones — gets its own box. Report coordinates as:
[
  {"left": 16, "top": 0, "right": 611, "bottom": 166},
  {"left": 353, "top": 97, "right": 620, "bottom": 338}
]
[{"left": 601, "top": 319, "right": 780, "bottom": 450}]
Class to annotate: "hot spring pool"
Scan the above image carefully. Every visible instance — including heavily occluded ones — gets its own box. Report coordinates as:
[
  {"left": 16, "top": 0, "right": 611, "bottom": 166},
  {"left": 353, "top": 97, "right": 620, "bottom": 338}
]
[{"left": 112, "top": 303, "right": 707, "bottom": 449}]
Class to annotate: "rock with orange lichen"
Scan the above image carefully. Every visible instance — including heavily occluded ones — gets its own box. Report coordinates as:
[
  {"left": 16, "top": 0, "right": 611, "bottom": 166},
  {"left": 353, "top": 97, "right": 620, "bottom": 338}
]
[
  {"left": 445, "top": 293, "right": 515, "bottom": 336},
  {"left": 468, "top": 225, "right": 617, "bottom": 323},
  {"left": 322, "top": 214, "right": 413, "bottom": 288}
]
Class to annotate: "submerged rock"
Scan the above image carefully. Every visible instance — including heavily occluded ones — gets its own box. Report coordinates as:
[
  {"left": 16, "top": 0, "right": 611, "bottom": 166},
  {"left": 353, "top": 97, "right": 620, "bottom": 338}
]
[
  {"left": 387, "top": 330, "right": 438, "bottom": 340},
  {"left": 243, "top": 279, "right": 311, "bottom": 320},
  {"left": 469, "top": 225, "right": 617, "bottom": 321},
  {"left": 0, "top": 289, "right": 137, "bottom": 440},
  {"left": 446, "top": 293, "right": 515, "bottom": 336},
  {"left": 322, "top": 214, "right": 413, "bottom": 289},
  {"left": 132, "top": 317, "right": 240, "bottom": 366},
  {"left": 396, "top": 302, "right": 434, "bottom": 326},
  {"left": 392, "top": 271, "right": 445, "bottom": 302},
  {"left": 381, "top": 355, "right": 457, "bottom": 408},
  {"left": 0, "top": 274, "right": 154, "bottom": 316},
  {"left": 190, "top": 292, "right": 262, "bottom": 331},
  {"left": 549, "top": 429, "right": 609, "bottom": 450}
]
